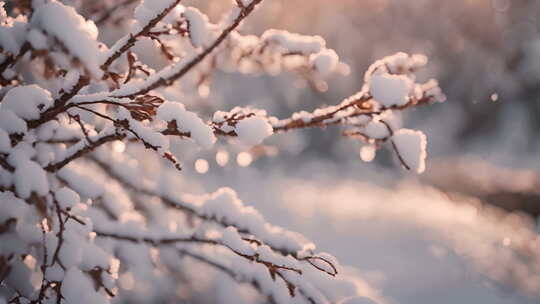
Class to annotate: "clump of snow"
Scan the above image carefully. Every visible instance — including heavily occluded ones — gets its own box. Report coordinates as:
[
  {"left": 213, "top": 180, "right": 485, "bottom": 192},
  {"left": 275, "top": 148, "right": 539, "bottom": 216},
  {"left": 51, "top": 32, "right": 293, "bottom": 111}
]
[
  {"left": 238, "top": 0, "right": 255, "bottom": 6},
  {"left": 362, "top": 121, "right": 389, "bottom": 139},
  {"left": 235, "top": 116, "right": 273, "bottom": 146},
  {"left": 55, "top": 187, "right": 80, "bottom": 209},
  {"left": 31, "top": 2, "right": 102, "bottom": 78},
  {"left": 0, "top": 110, "right": 27, "bottom": 134},
  {"left": 133, "top": 0, "right": 178, "bottom": 32},
  {"left": 369, "top": 73, "right": 412, "bottom": 107},
  {"left": 117, "top": 108, "right": 169, "bottom": 151},
  {"left": 14, "top": 159, "right": 49, "bottom": 199},
  {"left": 221, "top": 227, "right": 255, "bottom": 255},
  {"left": 262, "top": 29, "right": 325, "bottom": 54},
  {"left": 0, "top": 20, "right": 28, "bottom": 55},
  {"left": 310, "top": 49, "right": 339, "bottom": 75},
  {"left": 27, "top": 29, "right": 47, "bottom": 50},
  {"left": 58, "top": 231, "right": 83, "bottom": 268},
  {"left": 157, "top": 101, "right": 216, "bottom": 149},
  {"left": 198, "top": 187, "right": 314, "bottom": 254},
  {"left": 392, "top": 128, "right": 427, "bottom": 173},
  {"left": 183, "top": 7, "right": 211, "bottom": 48},
  {"left": 359, "top": 145, "right": 376, "bottom": 162},
  {"left": 0, "top": 85, "right": 53, "bottom": 120}
]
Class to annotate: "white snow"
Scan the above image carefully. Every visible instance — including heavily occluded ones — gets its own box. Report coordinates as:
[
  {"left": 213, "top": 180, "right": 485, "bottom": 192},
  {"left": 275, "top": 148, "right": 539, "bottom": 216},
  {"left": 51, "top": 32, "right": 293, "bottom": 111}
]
[
  {"left": 55, "top": 187, "right": 80, "bottom": 209},
  {"left": 117, "top": 108, "right": 169, "bottom": 151},
  {"left": 14, "top": 159, "right": 49, "bottom": 199},
  {"left": 0, "top": 21, "right": 27, "bottom": 55},
  {"left": 221, "top": 227, "right": 255, "bottom": 255},
  {"left": 0, "top": 85, "right": 53, "bottom": 120},
  {"left": 392, "top": 128, "right": 427, "bottom": 173},
  {"left": 31, "top": 2, "right": 102, "bottom": 78},
  {"left": 157, "top": 101, "right": 216, "bottom": 149},
  {"left": 235, "top": 116, "right": 273, "bottom": 146},
  {"left": 369, "top": 73, "right": 412, "bottom": 107},
  {"left": 310, "top": 49, "right": 339, "bottom": 75},
  {"left": 183, "top": 7, "right": 211, "bottom": 48},
  {"left": 359, "top": 145, "right": 376, "bottom": 162},
  {"left": 27, "top": 29, "right": 47, "bottom": 50},
  {"left": 0, "top": 110, "right": 27, "bottom": 134}
]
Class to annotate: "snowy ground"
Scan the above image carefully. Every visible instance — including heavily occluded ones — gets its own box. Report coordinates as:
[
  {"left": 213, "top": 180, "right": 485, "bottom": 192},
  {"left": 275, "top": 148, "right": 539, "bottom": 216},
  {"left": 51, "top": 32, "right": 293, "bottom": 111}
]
[{"left": 177, "top": 155, "right": 540, "bottom": 304}]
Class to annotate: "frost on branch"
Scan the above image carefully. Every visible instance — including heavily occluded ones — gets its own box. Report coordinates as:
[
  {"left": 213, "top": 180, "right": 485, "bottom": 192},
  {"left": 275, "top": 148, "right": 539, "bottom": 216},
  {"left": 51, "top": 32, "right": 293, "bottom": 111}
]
[{"left": 0, "top": 1, "right": 445, "bottom": 303}]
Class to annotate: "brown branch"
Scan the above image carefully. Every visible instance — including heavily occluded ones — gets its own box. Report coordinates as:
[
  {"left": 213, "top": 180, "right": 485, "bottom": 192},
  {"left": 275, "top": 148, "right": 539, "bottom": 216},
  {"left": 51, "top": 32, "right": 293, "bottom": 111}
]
[
  {"left": 95, "top": 229, "right": 310, "bottom": 297},
  {"left": 380, "top": 119, "right": 411, "bottom": 171},
  {"left": 94, "top": 230, "right": 218, "bottom": 246},
  {"left": 0, "top": 155, "right": 15, "bottom": 172},
  {"left": 44, "top": 133, "right": 125, "bottom": 173}
]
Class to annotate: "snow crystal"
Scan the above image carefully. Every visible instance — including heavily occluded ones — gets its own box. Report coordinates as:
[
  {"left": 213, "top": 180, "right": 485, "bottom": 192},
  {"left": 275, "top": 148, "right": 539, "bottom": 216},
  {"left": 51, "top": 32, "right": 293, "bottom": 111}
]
[
  {"left": 235, "top": 116, "right": 273, "bottom": 146},
  {"left": 157, "top": 101, "right": 216, "bottom": 149},
  {"left": 31, "top": 2, "right": 102, "bottom": 78},
  {"left": 184, "top": 7, "right": 211, "bottom": 48},
  {"left": 369, "top": 74, "right": 412, "bottom": 107},
  {"left": 117, "top": 108, "right": 169, "bottom": 150},
  {"left": 0, "top": 192, "right": 25, "bottom": 223},
  {"left": 392, "top": 128, "right": 427, "bottom": 173},
  {"left": 0, "top": 21, "right": 27, "bottom": 54},
  {"left": 0, "top": 85, "right": 53, "bottom": 120},
  {"left": 61, "top": 268, "right": 107, "bottom": 304},
  {"left": 238, "top": 0, "right": 255, "bottom": 6}
]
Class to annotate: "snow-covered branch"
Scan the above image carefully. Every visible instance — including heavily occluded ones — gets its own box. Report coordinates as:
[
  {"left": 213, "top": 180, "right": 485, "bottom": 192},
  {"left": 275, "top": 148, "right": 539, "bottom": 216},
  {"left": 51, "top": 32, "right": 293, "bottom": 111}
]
[{"left": 0, "top": 1, "right": 447, "bottom": 303}]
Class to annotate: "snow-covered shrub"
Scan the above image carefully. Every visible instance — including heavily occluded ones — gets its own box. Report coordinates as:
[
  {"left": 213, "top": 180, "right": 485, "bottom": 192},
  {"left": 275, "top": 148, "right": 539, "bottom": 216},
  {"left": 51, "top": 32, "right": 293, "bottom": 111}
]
[{"left": 0, "top": 1, "right": 445, "bottom": 303}]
